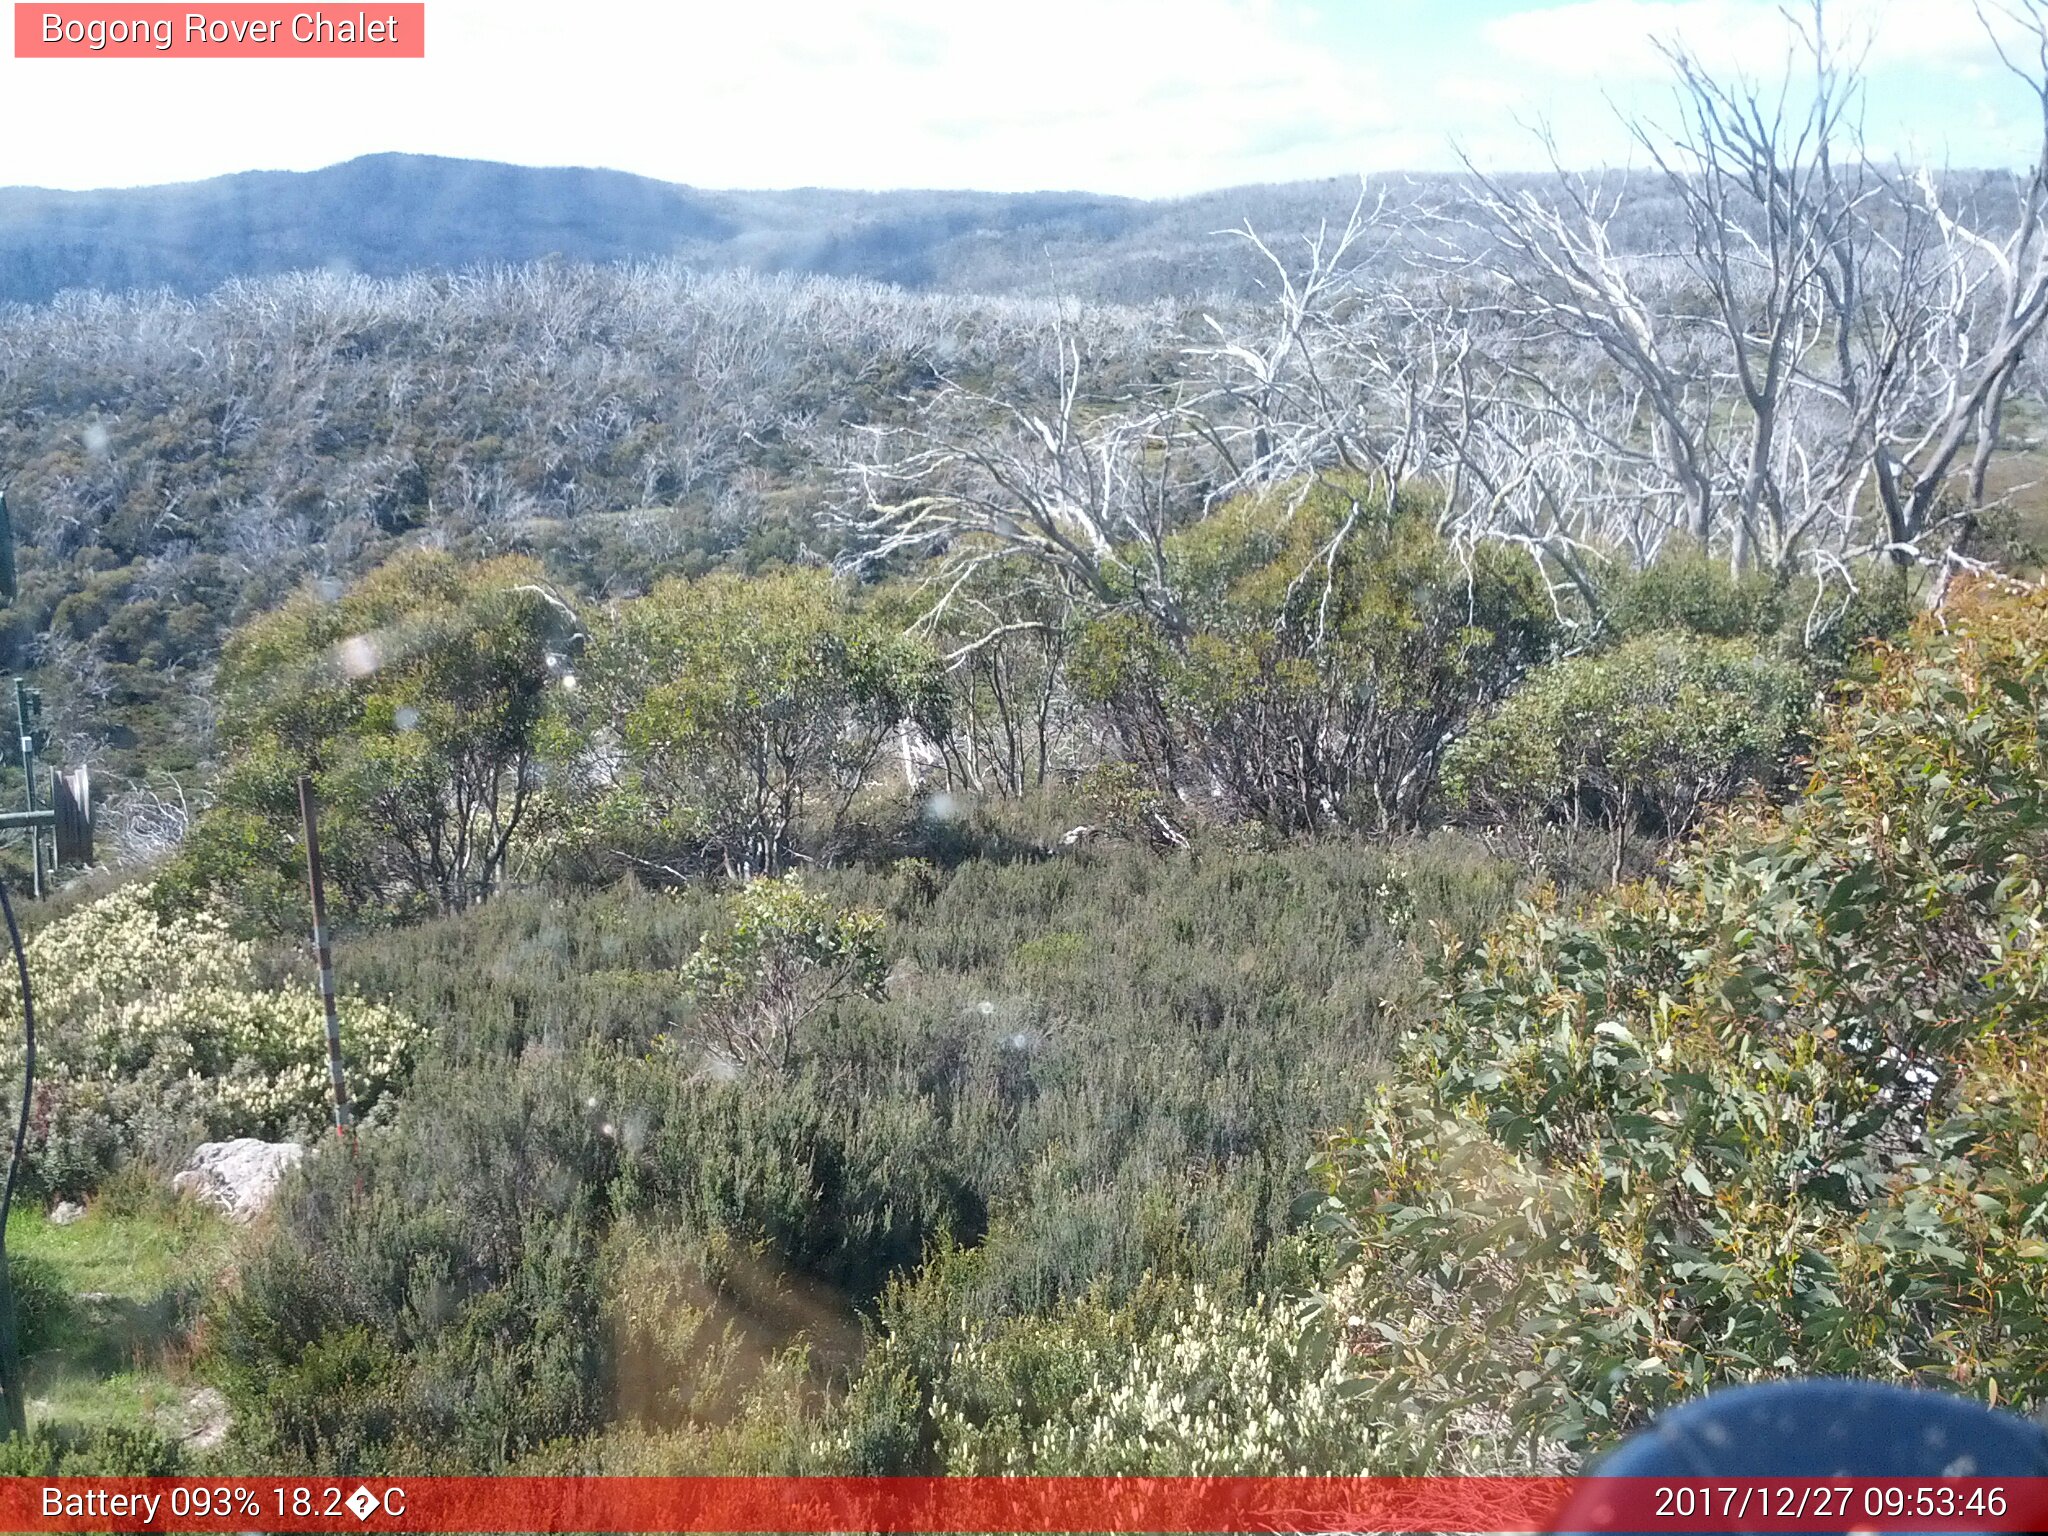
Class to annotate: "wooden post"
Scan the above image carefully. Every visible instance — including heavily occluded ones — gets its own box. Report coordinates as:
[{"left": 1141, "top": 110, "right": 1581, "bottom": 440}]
[{"left": 298, "top": 777, "right": 353, "bottom": 1137}]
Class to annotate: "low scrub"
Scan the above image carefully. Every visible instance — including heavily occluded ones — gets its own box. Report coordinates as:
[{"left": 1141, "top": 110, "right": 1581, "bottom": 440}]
[{"left": 205, "top": 829, "right": 1534, "bottom": 1472}]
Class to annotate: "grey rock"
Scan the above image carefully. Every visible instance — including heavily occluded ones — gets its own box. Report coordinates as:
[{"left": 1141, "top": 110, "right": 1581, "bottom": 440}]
[
  {"left": 171, "top": 1138, "right": 305, "bottom": 1223},
  {"left": 175, "top": 1386, "right": 229, "bottom": 1450}
]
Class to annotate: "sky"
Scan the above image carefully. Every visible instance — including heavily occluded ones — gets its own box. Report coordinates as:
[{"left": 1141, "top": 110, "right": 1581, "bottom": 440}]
[{"left": 0, "top": 0, "right": 2038, "bottom": 197}]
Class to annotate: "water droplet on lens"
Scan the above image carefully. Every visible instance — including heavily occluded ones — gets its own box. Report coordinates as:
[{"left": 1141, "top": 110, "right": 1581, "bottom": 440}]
[{"left": 333, "top": 634, "right": 380, "bottom": 677}]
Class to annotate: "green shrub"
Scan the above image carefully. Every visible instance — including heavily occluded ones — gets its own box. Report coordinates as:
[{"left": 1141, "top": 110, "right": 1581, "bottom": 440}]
[
  {"left": 827, "top": 1246, "right": 1368, "bottom": 1475},
  {"left": 206, "top": 827, "right": 1541, "bottom": 1472},
  {"left": 1309, "top": 579, "right": 2048, "bottom": 1460},
  {"left": 920, "top": 1284, "right": 1395, "bottom": 1475},
  {"left": 7, "top": 1249, "right": 68, "bottom": 1357},
  {"left": 680, "top": 876, "right": 888, "bottom": 1073},
  {"left": 176, "top": 549, "right": 570, "bottom": 926},
  {"left": 210, "top": 1061, "right": 614, "bottom": 1473},
  {"left": 1599, "top": 551, "right": 1912, "bottom": 665},
  {"left": 1072, "top": 477, "right": 1555, "bottom": 834},
  {"left": 607, "top": 1055, "right": 982, "bottom": 1301},
  {"left": 326, "top": 877, "right": 722, "bottom": 1065},
  {"left": 1442, "top": 633, "right": 1812, "bottom": 855},
  {"left": 1603, "top": 550, "right": 1787, "bottom": 640},
  {"left": 0, "top": 1421, "right": 187, "bottom": 1476},
  {"left": 827, "top": 1247, "right": 1556, "bottom": 1476},
  {"left": 563, "top": 569, "right": 949, "bottom": 879}
]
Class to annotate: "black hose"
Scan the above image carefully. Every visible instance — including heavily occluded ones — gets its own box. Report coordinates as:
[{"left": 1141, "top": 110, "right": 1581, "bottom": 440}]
[{"left": 0, "top": 873, "right": 35, "bottom": 1438}]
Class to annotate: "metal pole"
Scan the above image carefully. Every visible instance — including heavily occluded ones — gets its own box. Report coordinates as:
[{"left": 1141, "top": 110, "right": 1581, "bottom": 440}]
[
  {"left": 297, "top": 776, "right": 353, "bottom": 1137},
  {"left": 0, "top": 488, "right": 17, "bottom": 606},
  {"left": 13, "top": 685, "right": 36, "bottom": 902}
]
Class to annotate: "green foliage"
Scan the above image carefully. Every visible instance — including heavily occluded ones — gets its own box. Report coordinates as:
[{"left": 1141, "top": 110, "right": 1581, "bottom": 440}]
[
  {"left": 604, "top": 1055, "right": 981, "bottom": 1301},
  {"left": 1073, "top": 477, "right": 1555, "bottom": 833},
  {"left": 1600, "top": 551, "right": 1914, "bottom": 665},
  {"left": 1307, "top": 579, "right": 2048, "bottom": 1460},
  {"left": 920, "top": 1280, "right": 1529, "bottom": 1475},
  {"left": 830, "top": 1249, "right": 1412, "bottom": 1475},
  {"left": 178, "top": 549, "right": 570, "bottom": 924},
  {"left": 1442, "top": 633, "right": 1813, "bottom": 849},
  {"left": 566, "top": 569, "right": 949, "bottom": 878},
  {"left": 1603, "top": 550, "right": 1789, "bottom": 641},
  {"left": 8, "top": 1250, "right": 68, "bottom": 1358},
  {"left": 210, "top": 1060, "right": 613, "bottom": 1473},
  {"left": 0, "top": 883, "right": 422, "bottom": 1196},
  {"left": 205, "top": 828, "right": 1534, "bottom": 1472},
  {"left": 681, "top": 876, "right": 889, "bottom": 1072},
  {"left": 211, "top": 1036, "right": 966, "bottom": 1470},
  {"left": 0, "top": 1420, "right": 187, "bottom": 1476}
]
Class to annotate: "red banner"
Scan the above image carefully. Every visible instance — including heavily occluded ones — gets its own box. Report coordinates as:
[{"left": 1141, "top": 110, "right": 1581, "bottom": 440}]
[
  {"left": 5, "top": 1476, "right": 2048, "bottom": 1532},
  {"left": 14, "top": 5, "right": 424, "bottom": 58}
]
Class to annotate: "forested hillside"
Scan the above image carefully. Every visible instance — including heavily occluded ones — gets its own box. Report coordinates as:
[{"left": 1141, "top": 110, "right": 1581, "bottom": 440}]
[
  {"left": 0, "top": 153, "right": 1398, "bottom": 305},
  {"left": 4, "top": 1, "right": 2048, "bottom": 1481},
  {"left": 0, "top": 266, "right": 1175, "bottom": 794}
]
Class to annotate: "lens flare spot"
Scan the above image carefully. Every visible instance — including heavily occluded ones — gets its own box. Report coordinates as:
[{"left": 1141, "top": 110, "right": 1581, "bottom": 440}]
[{"left": 334, "top": 634, "right": 380, "bottom": 678}]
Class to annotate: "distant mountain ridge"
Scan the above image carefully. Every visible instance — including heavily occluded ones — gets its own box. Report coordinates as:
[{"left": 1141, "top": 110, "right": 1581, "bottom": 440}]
[{"left": 0, "top": 152, "right": 1370, "bottom": 303}]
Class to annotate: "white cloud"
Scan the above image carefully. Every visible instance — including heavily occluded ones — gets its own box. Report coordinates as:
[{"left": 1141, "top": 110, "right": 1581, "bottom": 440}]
[
  {"left": 0, "top": 0, "right": 2034, "bottom": 196},
  {"left": 0, "top": 0, "right": 1401, "bottom": 195}
]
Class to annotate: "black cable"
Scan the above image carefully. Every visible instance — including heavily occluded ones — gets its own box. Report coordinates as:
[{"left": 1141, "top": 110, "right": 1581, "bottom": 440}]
[
  {"left": 0, "top": 872, "right": 35, "bottom": 1438},
  {"left": 0, "top": 875, "right": 33, "bottom": 1240}
]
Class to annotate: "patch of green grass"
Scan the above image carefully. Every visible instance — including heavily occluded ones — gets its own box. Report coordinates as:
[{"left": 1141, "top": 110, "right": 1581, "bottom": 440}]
[
  {"left": 1976, "top": 410, "right": 2048, "bottom": 572},
  {"left": 26, "top": 1367, "right": 194, "bottom": 1438},
  {"left": 5, "top": 1179, "right": 238, "bottom": 1450},
  {"left": 12, "top": 1199, "right": 232, "bottom": 1306}
]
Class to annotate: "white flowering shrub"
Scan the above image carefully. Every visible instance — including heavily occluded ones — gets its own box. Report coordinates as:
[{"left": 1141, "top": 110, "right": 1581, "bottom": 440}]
[
  {"left": 926, "top": 1283, "right": 1369, "bottom": 1475},
  {"left": 833, "top": 1270, "right": 1567, "bottom": 1477},
  {"left": 0, "top": 884, "right": 424, "bottom": 1193}
]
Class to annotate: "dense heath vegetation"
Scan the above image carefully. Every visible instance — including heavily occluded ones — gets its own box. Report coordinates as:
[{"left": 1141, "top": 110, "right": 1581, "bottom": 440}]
[
  {"left": 16, "top": 549, "right": 2039, "bottom": 1476},
  {"left": 10, "top": 3, "right": 2048, "bottom": 1476}
]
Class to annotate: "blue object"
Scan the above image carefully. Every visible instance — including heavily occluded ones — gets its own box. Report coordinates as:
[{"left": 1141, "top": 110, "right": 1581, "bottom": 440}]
[{"left": 1551, "top": 1379, "right": 2048, "bottom": 1535}]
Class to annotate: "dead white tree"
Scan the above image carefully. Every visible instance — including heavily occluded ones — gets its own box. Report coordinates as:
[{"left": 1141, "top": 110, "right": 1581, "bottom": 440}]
[
  {"left": 107, "top": 776, "right": 208, "bottom": 866},
  {"left": 1903, "top": 2, "right": 2048, "bottom": 584},
  {"left": 832, "top": 0, "right": 2048, "bottom": 670},
  {"left": 840, "top": 314, "right": 1194, "bottom": 628},
  {"left": 1177, "top": 190, "right": 1423, "bottom": 495},
  {"left": 1441, "top": 0, "right": 2048, "bottom": 588}
]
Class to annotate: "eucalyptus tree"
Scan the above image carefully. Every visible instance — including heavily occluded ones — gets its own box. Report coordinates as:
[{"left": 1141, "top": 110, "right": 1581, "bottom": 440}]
[
  {"left": 187, "top": 550, "right": 574, "bottom": 922},
  {"left": 567, "top": 568, "right": 950, "bottom": 880}
]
